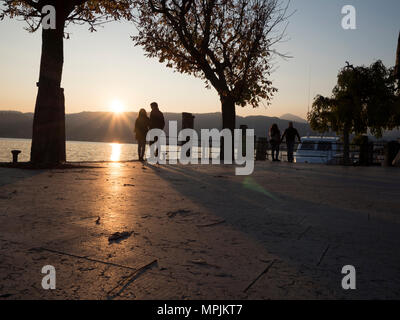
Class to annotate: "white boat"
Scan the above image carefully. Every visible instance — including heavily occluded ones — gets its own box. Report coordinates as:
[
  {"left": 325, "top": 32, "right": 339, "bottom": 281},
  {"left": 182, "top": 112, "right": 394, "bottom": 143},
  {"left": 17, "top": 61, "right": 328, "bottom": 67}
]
[{"left": 295, "top": 136, "right": 341, "bottom": 164}]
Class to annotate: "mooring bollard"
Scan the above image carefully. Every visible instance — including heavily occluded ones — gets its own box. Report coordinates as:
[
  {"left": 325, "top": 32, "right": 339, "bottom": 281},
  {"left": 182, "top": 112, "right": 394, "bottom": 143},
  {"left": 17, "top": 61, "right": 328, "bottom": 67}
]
[
  {"left": 209, "top": 137, "right": 213, "bottom": 161},
  {"left": 255, "top": 137, "right": 268, "bottom": 161},
  {"left": 11, "top": 150, "right": 21, "bottom": 164},
  {"left": 359, "top": 135, "right": 369, "bottom": 166},
  {"left": 182, "top": 112, "right": 195, "bottom": 158},
  {"left": 240, "top": 125, "right": 248, "bottom": 157}
]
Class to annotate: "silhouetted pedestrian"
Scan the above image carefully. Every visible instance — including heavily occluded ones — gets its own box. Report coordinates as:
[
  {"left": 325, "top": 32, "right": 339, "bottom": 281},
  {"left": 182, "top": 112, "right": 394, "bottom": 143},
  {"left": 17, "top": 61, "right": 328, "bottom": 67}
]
[
  {"left": 149, "top": 102, "right": 165, "bottom": 157},
  {"left": 149, "top": 102, "right": 165, "bottom": 130},
  {"left": 281, "top": 122, "right": 301, "bottom": 163},
  {"left": 269, "top": 124, "right": 281, "bottom": 162},
  {"left": 135, "top": 108, "right": 150, "bottom": 161}
]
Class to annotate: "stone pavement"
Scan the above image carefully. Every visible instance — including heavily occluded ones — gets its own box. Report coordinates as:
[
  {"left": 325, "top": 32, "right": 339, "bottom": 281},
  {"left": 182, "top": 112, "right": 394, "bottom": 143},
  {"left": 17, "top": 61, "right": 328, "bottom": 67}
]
[{"left": 0, "top": 161, "right": 399, "bottom": 299}]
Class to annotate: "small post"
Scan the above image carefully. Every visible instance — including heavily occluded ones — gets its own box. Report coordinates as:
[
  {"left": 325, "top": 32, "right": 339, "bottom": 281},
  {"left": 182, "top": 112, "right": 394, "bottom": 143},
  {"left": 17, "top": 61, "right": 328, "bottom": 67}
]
[
  {"left": 209, "top": 137, "right": 212, "bottom": 161},
  {"left": 255, "top": 138, "right": 268, "bottom": 161},
  {"left": 182, "top": 112, "right": 195, "bottom": 130},
  {"left": 359, "top": 135, "right": 369, "bottom": 166},
  {"left": 182, "top": 112, "right": 195, "bottom": 159},
  {"left": 240, "top": 125, "right": 248, "bottom": 157},
  {"left": 11, "top": 150, "right": 21, "bottom": 164}
]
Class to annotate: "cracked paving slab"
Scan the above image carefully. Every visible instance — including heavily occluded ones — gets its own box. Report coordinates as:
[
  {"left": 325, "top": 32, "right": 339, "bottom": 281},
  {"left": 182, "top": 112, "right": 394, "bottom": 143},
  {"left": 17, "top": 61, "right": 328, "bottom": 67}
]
[{"left": 0, "top": 161, "right": 399, "bottom": 299}]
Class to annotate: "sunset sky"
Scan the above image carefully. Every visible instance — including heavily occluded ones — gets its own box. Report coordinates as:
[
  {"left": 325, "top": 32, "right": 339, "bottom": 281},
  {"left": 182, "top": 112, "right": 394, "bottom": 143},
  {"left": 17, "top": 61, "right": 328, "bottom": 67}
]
[{"left": 0, "top": 0, "right": 399, "bottom": 119}]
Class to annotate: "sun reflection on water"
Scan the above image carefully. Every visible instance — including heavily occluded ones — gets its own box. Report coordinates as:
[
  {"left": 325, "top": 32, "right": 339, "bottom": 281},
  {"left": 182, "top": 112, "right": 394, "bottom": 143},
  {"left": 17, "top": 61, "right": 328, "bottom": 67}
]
[{"left": 110, "top": 143, "right": 121, "bottom": 162}]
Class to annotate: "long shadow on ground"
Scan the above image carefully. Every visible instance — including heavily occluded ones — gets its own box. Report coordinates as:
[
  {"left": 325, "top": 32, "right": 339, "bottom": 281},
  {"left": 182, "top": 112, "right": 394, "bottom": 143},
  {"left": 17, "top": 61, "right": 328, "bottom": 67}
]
[{"left": 146, "top": 163, "right": 400, "bottom": 299}]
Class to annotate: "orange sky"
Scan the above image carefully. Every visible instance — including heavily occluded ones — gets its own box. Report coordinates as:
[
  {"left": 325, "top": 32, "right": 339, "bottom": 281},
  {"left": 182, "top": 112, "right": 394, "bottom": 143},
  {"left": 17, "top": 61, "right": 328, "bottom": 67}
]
[{"left": 0, "top": 0, "right": 399, "bottom": 119}]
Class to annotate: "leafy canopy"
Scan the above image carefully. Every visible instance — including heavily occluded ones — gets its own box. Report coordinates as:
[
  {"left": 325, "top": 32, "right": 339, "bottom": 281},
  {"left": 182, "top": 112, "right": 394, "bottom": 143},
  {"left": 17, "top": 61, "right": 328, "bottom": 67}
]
[
  {"left": 132, "top": 0, "right": 290, "bottom": 108},
  {"left": 308, "top": 61, "right": 399, "bottom": 138},
  {"left": 0, "top": 0, "right": 135, "bottom": 33}
]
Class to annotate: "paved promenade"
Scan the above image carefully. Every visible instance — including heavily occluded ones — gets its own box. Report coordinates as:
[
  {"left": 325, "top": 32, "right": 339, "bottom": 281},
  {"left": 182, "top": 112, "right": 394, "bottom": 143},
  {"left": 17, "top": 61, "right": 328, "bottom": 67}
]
[{"left": 0, "top": 162, "right": 399, "bottom": 299}]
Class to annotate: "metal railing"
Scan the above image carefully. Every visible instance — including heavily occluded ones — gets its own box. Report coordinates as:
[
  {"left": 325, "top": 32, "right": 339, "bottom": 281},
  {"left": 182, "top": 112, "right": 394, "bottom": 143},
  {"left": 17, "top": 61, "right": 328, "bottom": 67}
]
[
  {"left": 263, "top": 141, "right": 386, "bottom": 165},
  {"left": 149, "top": 136, "right": 394, "bottom": 166}
]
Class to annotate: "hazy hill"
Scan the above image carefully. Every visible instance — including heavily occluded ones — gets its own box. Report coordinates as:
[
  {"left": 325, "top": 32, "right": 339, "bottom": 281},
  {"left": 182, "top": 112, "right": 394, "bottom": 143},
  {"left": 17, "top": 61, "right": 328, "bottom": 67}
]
[
  {"left": 280, "top": 113, "right": 308, "bottom": 124},
  {"left": 1, "top": 110, "right": 399, "bottom": 143},
  {"left": 0, "top": 111, "right": 34, "bottom": 139},
  {"left": 0, "top": 111, "right": 313, "bottom": 143}
]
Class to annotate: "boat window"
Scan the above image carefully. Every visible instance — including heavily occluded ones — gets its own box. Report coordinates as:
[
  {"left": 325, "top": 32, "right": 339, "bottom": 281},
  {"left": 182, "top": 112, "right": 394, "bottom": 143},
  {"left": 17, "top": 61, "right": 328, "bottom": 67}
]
[
  {"left": 300, "top": 142, "right": 315, "bottom": 150},
  {"left": 317, "top": 142, "right": 332, "bottom": 151}
]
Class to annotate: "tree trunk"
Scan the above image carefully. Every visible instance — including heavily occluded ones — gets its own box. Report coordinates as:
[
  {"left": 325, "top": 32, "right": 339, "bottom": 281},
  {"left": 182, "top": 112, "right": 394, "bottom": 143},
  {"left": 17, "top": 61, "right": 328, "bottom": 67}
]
[
  {"left": 343, "top": 126, "right": 350, "bottom": 165},
  {"left": 30, "top": 16, "right": 66, "bottom": 165},
  {"left": 220, "top": 96, "right": 236, "bottom": 160},
  {"left": 221, "top": 96, "right": 236, "bottom": 132}
]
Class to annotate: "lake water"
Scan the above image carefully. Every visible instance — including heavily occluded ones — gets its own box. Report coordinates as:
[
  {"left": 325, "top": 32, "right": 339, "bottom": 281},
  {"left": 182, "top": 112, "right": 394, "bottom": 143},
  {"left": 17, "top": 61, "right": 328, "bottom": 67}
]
[
  {"left": 0, "top": 138, "right": 217, "bottom": 162},
  {"left": 0, "top": 138, "right": 140, "bottom": 163}
]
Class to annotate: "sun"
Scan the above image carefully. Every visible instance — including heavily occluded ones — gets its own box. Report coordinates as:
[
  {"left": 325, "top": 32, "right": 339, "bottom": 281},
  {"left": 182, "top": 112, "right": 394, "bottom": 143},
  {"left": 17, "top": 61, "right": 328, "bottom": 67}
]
[{"left": 110, "top": 100, "right": 125, "bottom": 114}]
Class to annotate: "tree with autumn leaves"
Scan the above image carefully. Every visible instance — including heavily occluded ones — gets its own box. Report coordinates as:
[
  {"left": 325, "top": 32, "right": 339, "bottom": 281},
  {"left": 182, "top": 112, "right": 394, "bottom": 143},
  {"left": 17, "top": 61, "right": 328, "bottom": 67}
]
[
  {"left": 1, "top": 0, "right": 289, "bottom": 164},
  {"left": 132, "top": 0, "right": 290, "bottom": 135},
  {"left": 1, "top": 0, "right": 135, "bottom": 165}
]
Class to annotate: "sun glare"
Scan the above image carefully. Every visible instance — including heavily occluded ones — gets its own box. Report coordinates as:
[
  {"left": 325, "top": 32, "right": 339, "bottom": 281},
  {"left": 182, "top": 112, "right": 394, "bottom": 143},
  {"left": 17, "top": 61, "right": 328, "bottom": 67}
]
[
  {"left": 110, "top": 143, "right": 121, "bottom": 162},
  {"left": 110, "top": 100, "right": 125, "bottom": 114}
]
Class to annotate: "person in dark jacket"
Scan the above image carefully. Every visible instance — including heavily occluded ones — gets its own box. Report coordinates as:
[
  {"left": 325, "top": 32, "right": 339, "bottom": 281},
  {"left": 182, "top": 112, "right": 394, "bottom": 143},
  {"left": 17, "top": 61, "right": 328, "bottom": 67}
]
[
  {"left": 149, "top": 102, "right": 165, "bottom": 157},
  {"left": 135, "top": 108, "right": 150, "bottom": 161},
  {"left": 269, "top": 124, "right": 281, "bottom": 162},
  {"left": 281, "top": 122, "right": 301, "bottom": 163},
  {"left": 149, "top": 102, "right": 165, "bottom": 130}
]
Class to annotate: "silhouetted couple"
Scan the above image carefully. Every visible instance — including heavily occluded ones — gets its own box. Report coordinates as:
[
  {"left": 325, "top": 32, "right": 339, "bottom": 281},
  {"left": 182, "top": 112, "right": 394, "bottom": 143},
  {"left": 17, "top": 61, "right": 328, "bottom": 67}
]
[
  {"left": 134, "top": 102, "right": 165, "bottom": 161},
  {"left": 269, "top": 122, "right": 301, "bottom": 163}
]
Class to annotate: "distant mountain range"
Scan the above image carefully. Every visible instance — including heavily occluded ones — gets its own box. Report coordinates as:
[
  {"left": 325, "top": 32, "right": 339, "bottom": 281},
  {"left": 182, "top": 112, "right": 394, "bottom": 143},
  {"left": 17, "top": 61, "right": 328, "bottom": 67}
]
[
  {"left": 280, "top": 113, "right": 308, "bottom": 124},
  {"left": 0, "top": 111, "right": 399, "bottom": 143}
]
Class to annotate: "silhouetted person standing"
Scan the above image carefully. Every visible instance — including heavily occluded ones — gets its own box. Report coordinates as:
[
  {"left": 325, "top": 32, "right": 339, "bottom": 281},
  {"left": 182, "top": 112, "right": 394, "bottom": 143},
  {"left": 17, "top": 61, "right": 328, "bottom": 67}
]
[
  {"left": 150, "top": 102, "right": 165, "bottom": 130},
  {"left": 149, "top": 102, "right": 165, "bottom": 157},
  {"left": 281, "top": 122, "right": 301, "bottom": 163},
  {"left": 269, "top": 124, "right": 281, "bottom": 162},
  {"left": 135, "top": 108, "right": 150, "bottom": 161}
]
